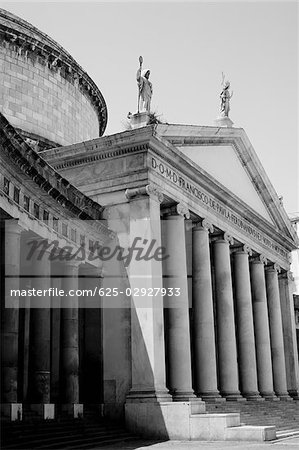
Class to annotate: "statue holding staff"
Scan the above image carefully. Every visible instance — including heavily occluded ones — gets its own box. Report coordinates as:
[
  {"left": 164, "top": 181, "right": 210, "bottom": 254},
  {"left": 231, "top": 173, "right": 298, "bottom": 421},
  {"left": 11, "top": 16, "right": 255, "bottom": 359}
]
[
  {"left": 220, "top": 72, "right": 233, "bottom": 117},
  {"left": 136, "top": 56, "right": 153, "bottom": 113}
]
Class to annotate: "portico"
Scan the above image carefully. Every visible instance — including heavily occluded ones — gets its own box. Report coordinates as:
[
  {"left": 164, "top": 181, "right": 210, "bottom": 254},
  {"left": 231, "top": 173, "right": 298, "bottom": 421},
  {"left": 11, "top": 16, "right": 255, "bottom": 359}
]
[{"left": 42, "top": 122, "right": 299, "bottom": 437}]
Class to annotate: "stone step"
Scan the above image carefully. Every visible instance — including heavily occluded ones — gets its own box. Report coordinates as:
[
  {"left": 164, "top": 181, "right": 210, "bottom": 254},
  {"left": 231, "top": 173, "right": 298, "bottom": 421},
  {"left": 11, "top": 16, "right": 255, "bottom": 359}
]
[
  {"left": 205, "top": 399, "right": 299, "bottom": 432},
  {"left": 189, "top": 412, "right": 276, "bottom": 441},
  {"left": 1, "top": 416, "right": 138, "bottom": 449},
  {"left": 225, "top": 425, "right": 276, "bottom": 441},
  {"left": 4, "top": 426, "right": 129, "bottom": 444},
  {"left": 276, "top": 429, "right": 299, "bottom": 440}
]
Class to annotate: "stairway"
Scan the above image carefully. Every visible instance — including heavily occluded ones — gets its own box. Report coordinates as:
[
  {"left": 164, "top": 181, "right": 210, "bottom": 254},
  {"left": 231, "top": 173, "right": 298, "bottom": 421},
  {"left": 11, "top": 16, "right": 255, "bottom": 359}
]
[
  {"left": 1, "top": 408, "right": 140, "bottom": 449},
  {"left": 205, "top": 399, "right": 299, "bottom": 437}
]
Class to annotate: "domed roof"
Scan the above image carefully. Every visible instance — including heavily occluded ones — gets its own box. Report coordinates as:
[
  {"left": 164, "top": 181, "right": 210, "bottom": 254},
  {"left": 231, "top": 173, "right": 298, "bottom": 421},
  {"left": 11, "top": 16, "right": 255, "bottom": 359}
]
[{"left": 0, "top": 8, "right": 107, "bottom": 136}]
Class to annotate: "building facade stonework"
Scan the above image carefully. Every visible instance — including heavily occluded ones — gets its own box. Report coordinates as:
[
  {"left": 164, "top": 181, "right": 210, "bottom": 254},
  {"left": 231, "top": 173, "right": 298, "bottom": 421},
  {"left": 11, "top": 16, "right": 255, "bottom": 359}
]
[
  {"left": 0, "top": 8, "right": 298, "bottom": 443},
  {"left": 0, "top": 8, "right": 107, "bottom": 148}
]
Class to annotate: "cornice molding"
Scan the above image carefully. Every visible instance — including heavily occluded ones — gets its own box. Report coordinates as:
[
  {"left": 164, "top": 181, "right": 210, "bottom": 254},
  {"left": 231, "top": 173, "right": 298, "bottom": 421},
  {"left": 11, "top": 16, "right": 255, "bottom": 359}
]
[
  {"left": 53, "top": 143, "right": 149, "bottom": 170},
  {"left": 0, "top": 112, "right": 105, "bottom": 223}
]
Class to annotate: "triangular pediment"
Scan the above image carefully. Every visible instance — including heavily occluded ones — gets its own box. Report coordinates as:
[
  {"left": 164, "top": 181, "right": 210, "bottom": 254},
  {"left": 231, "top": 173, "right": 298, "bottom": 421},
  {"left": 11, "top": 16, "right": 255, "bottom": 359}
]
[
  {"left": 177, "top": 144, "right": 275, "bottom": 225},
  {"left": 155, "top": 124, "right": 298, "bottom": 245}
]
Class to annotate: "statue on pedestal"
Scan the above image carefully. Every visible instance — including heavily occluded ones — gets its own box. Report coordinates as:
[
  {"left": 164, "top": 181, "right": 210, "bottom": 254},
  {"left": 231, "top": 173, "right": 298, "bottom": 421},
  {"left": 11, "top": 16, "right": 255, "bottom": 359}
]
[
  {"left": 220, "top": 72, "right": 233, "bottom": 117},
  {"left": 136, "top": 56, "right": 153, "bottom": 113}
]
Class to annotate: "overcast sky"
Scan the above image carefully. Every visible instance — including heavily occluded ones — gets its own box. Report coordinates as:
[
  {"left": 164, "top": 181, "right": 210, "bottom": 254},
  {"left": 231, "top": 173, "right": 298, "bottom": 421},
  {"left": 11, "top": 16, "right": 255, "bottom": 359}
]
[{"left": 1, "top": 1, "right": 298, "bottom": 214}]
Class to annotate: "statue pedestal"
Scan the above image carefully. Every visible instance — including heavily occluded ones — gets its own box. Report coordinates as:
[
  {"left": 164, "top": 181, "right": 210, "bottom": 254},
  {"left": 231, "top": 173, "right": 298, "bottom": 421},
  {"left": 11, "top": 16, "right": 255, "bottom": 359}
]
[
  {"left": 214, "top": 116, "right": 234, "bottom": 128},
  {"left": 129, "top": 112, "right": 151, "bottom": 129}
]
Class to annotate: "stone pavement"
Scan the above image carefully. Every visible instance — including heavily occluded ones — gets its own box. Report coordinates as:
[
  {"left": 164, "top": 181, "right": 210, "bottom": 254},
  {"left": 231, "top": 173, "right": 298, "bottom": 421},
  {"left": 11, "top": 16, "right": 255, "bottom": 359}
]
[{"left": 96, "top": 436, "right": 299, "bottom": 450}]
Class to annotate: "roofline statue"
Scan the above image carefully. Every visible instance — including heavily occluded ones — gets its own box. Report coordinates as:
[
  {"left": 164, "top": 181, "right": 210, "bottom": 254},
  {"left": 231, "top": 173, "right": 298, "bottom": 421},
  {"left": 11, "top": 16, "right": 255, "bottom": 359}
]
[
  {"left": 215, "top": 72, "right": 234, "bottom": 128},
  {"left": 136, "top": 56, "right": 153, "bottom": 113},
  {"left": 220, "top": 72, "right": 233, "bottom": 118}
]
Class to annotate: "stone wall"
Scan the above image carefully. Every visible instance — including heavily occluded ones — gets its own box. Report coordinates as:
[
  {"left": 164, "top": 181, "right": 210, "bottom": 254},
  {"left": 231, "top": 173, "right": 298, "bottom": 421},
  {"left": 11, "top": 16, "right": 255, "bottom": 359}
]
[{"left": 0, "top": 47, "right": 100, "bottom": 146}]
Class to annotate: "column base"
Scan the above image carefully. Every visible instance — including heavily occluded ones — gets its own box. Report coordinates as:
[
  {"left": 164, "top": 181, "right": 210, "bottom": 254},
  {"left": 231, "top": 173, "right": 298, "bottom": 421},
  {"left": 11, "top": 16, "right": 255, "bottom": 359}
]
[
  {"left": 1, "top": 403, "right": 22, "bottom": 421},
  {"left": 199, "top": 392, "right": 226, "bottom": 403},
  {"left": 221, "top": 392, "right": 245, "bottom": 402},
  {"left": 288, "top": 390, "right": 299, "bottom": 400},
  {"left": 31, "top": 403, "right": 55, "bottom": 419},
  {"left": 276, "top": 393, "right": 293, "bottom": 401},
  {"left": 243, "top": 392, "right": 264, "bottom": 401},
  {"left": 126, "top": 389, "right": 172, "bottom": 403},
  {"left": 261, "top": 393, "right": 280, "bottom": 401},
  {"left": 61, "top": 403, "right": 83, "bottom": 418},
  {"left": 172, "top": 391, "right": 197, "bottom": 402}
]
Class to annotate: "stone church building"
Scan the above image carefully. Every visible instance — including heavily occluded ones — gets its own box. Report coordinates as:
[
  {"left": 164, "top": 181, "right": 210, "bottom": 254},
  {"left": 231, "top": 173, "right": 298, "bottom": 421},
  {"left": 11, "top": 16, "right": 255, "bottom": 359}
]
[{"left": 1, "top": 8, "right": 298, "bottom": 443}]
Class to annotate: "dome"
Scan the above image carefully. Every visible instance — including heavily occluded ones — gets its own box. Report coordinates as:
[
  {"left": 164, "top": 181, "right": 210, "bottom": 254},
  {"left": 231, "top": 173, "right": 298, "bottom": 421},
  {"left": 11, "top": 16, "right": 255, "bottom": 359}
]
[{"left": 0, "top": 8, "right": 107, "bottom": 149}]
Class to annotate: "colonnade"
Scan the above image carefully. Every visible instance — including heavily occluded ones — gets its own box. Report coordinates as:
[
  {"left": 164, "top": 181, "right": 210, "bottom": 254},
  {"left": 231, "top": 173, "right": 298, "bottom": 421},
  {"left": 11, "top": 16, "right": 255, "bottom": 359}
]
[
  {"left": 161, "top": 203, "right": 295, "bottom": 402},
  {"left": 1, "top": 192, "right": 298, "bottom": 421},
  {"left": 1, "top": 220, "right": 102, "bottom": 420}
]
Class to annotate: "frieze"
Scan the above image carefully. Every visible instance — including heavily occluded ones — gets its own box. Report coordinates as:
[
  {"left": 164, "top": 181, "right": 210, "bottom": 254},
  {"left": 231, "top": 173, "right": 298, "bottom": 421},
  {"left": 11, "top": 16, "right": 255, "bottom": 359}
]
[{"left": 150, "top": 156, "right": 288, "bottom": 261}]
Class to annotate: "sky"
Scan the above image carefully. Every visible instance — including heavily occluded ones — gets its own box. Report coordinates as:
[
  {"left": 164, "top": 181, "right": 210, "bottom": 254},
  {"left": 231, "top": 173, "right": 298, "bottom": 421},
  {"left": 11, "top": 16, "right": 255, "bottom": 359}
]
[{"left": 1, "top": 0, "right": 298, "bottom": 214}]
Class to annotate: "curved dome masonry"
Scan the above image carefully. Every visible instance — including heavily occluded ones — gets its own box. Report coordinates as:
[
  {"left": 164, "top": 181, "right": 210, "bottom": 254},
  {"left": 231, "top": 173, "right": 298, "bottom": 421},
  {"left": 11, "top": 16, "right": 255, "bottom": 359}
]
[{"left": 0, "top": 8, "right": 108, "bottom": 149}]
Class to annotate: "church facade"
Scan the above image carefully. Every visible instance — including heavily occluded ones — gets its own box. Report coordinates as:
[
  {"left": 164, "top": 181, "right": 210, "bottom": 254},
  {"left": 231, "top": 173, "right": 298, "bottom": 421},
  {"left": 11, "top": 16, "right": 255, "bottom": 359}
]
[{"left": 1, "top": 7, "right": 298, "bottom": 442}]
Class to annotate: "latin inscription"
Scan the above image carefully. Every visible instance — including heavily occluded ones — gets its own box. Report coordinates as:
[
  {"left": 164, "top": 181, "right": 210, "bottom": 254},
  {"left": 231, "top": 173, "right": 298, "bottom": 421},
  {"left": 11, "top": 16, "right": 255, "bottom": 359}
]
[{"left": 151, "top": 157, "right": 288, "bottom": 260}]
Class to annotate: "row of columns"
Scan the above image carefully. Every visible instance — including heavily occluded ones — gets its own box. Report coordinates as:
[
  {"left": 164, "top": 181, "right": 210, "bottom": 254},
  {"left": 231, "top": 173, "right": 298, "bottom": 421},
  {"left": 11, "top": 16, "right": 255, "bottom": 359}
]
[
  {"left": 1, "top": 221, "right": 83, "bottom": 420},
  {"left": 161, "top": 204, "right": 293, "bottom": 402}
]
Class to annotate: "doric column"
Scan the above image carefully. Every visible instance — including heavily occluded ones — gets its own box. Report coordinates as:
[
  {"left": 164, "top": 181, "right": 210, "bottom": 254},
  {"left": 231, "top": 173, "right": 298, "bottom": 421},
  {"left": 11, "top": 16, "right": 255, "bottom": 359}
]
[
  {"left": 29, "top": 245, "right": 54, "bottom": 419},
  {"left": 162, "top": 203, "right": 196, "bottom": 401},
  {"left": 1, "top": 220, "right": 22, "bottom": 420},
  {"left": 60, "top": 260, "right": 83, "bottom": 418},
  {"left": 265, "top": 264, "right": 290, "bottom": 400},
  {"left": 124, "top": 185, "right": 171, "bottom": 403},
  {"left": 278, "top": 270, "right": 299, "bottom": 399},
  {"left": 192, "top": 220, "right": 221, "bottom": 400},
  {"left": 233, "top": 245, "right": 261, "bottom": 400},
  {"left": 250, "top": 255, "right": 276, "bottom": 399},
  {"left": 213, "top": 233, "right": 242, "bottom": 400}
]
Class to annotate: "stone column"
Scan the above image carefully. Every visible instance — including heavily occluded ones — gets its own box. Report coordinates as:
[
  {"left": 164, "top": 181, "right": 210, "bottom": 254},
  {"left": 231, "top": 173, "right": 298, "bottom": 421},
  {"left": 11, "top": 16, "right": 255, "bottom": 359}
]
[
  {"left": 29, "top": 245, "right": 54, "bottom": 419},
  {"left": 278, "top": 271, "right": 299, "bottom": 399},
  {"left": 162, "top": 203, "right": 196, "bottom": 401},
  {"left": 265, "top": 264, "right": 290, "bottom": 400},
  {"left": 79, "top": 265, "right": 103, "bottom": 405},
  {"left": 192, "top": 220, "right": 221, "bottom": 401},
  {"left": 250, "top": 255, "right": 276, "bottom": 399},
  {"left": 1, "top": 220, "right": 22, "bottom": 420},
  {"left": 213, "top": 233, "right": 242, "bottom": 400},
  {"left": 60, "top": 260, "right": 83, "bottom": 418},
  {"left": 124, "top": 185, "right": 171, "bottom": 403},
  {"left": 233, "top": 245, "right": 261, "bottom": 400}
]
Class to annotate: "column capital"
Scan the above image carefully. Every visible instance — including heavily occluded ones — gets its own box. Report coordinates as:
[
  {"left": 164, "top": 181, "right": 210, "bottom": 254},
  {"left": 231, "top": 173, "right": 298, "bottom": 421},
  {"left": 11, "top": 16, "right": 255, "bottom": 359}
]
[
  {"left": 193, "top": 219, "right": 214, "bottom": 233},
  {"left": 266, "top": 263, "right": 281, "bottom": 274},
  {"left": 251, "top": 254, "right": 267, "bottom": 265},
  {"left": 278, "top": 270, "right": 294, "bottom": 282},
  {"left": 223, "top": 232, "right": 234, "bottom": 245},
  {"left": 235, "top": 244, "right": 253, "bottom": 256},
  {"left": 212, "top": 232, "right": 234, "bottom": 245},
  {"left": 125, "top": 184, "right": 164, "bottom": 203},
  {"left": 163, "top": 203, "right": 190, "bottom": 219}
]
